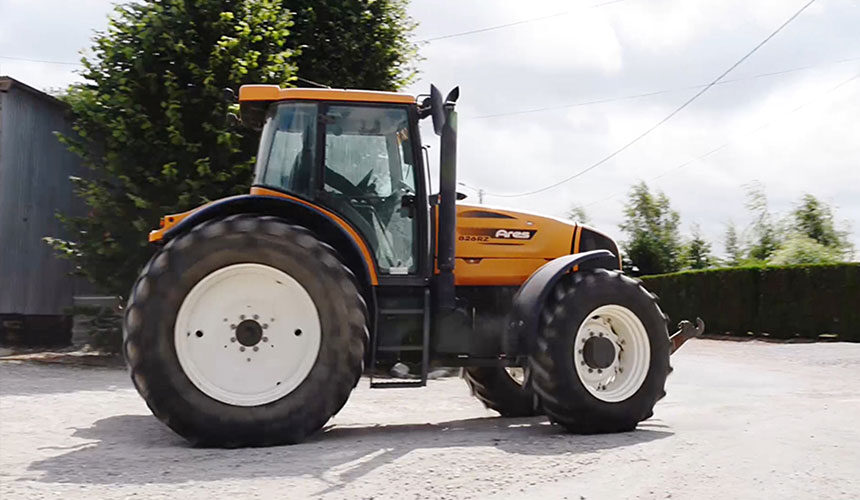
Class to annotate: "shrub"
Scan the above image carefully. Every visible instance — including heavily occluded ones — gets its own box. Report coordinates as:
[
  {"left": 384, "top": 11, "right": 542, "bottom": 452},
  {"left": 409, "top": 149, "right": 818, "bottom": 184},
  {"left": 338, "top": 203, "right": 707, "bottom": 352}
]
[{"left": 641, "top": 263, "right": 860, "bottom": 342}]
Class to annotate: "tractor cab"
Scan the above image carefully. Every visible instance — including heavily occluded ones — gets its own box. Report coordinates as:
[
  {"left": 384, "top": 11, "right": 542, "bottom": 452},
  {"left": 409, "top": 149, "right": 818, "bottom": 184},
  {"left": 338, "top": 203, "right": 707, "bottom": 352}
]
[{"left": 247, "top": 90, "right": 427, "bottom": 278}]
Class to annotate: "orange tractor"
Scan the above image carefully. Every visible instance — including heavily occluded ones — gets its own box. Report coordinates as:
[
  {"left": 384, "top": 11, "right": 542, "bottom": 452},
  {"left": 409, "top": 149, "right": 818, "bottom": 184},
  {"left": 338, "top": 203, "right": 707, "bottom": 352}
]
[{"left": 124, "top": 84, "right": 703, "bottom": 446}]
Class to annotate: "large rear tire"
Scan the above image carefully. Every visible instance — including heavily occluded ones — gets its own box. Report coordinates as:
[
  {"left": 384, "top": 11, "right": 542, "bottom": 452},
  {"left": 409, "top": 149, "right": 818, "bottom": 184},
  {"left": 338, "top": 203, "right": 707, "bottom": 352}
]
[
  {"left": 464, "top": 366, "right": 539, "bottom": 417},
  {"left": 123, "top": 215, "right": 368, "bottom": 447},
  {"left": 530, "top": 269, "right": 670, "bottom": 433}
]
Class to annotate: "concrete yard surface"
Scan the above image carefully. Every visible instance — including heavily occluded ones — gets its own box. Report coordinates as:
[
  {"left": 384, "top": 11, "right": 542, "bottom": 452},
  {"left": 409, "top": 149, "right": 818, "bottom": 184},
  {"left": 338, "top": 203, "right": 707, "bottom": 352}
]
[{"left": 1, "top": 339, "right": 859, "bottom": 499}]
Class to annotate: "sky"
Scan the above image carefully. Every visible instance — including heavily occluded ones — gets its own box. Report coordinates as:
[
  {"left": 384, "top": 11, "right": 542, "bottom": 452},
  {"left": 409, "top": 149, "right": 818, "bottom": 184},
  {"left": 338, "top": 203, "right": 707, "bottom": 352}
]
[{"left": 1, "top": 0, "right": 859, "bottom": 254}]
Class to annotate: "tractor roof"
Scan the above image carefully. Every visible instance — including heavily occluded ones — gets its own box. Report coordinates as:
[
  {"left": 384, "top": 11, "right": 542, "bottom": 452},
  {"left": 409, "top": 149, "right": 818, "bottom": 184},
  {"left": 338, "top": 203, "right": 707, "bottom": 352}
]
[{"left": 239, "top": 85, "right": 415, "bottom": 104}]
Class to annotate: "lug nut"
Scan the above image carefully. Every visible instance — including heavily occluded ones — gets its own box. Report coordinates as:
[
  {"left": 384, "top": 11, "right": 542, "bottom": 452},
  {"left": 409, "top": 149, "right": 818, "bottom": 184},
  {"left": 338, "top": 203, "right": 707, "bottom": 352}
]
[
  {"left": 240, "top": 314, "right": 246, "bottom": 320},
  {"left": 240, "top": 346, "right": 245, "bottom": 352},
  {"left": 230, "top": 337, "right": 236, "bottom": 342},
  {"left": 262, "top": 337, "right": 268, "bottom": 342},
  {"left": 230, "top": 324, "right": 236, "bottom": 330},
  {"left": 253, "top": 346, "right": 259, "bottom": 352},
  {"left": 262, "top": 324, "right": 268, "bottom": 329}
]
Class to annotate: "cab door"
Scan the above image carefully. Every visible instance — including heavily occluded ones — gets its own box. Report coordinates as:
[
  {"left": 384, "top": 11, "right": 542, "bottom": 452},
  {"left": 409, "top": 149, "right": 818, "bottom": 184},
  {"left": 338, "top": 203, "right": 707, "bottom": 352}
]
[{"left": 318, "top": 103, "right": 428, "bottom": 281}]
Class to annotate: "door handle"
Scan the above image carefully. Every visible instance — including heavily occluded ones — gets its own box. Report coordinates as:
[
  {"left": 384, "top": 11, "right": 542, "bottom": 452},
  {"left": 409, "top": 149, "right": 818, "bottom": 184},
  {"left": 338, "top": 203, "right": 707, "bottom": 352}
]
[{"left": 400, "top": 193, "right": 416, "bottom": 218}]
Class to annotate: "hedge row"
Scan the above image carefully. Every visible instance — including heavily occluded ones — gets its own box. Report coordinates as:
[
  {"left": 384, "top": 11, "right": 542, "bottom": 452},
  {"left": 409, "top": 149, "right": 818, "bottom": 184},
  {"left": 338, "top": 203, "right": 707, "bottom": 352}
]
[{"left": 640, "top": 263, "right": 860, "bottom": 342}]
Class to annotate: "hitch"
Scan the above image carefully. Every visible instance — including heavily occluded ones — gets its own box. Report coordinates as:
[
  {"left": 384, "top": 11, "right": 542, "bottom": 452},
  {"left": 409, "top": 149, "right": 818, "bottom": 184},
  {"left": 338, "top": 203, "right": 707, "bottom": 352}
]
[{"left": 670, "top": 317, "right": 705, "bottom": 354}]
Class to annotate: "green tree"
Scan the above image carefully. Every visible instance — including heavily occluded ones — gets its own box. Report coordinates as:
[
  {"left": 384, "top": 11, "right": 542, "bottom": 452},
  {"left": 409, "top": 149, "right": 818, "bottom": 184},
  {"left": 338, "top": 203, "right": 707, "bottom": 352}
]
[
  {"left": 724, "top": 221, "right": 743, "bottom": 266},
  {"left": 768, "top": 234, "right": 843, "bottom": 265},
  {"left": 681, "top": 224, "right": 713, "bottom": 270},
  {"left": 619, "top": 182, "right": 682, "bottom": 275},
  {"left": 48, "top": 0, "right": 420, "bottom": 295},
  {"left": 743, "top": 182, "right": 780, "bottom": 262},
  {"left": 287, "top": 0, "right": 419, "bottom": 90},
  {"left": 566, "top": 204, "right": 591, "bottom": 225},
  {"left": 789, "top": 194, "right": 853, "bottom": 258}
]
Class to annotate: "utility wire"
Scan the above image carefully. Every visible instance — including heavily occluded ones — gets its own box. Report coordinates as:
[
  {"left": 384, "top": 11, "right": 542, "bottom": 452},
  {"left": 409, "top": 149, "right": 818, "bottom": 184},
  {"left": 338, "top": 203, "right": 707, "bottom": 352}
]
[
  {"left": 482, "top": 0, "right": 819, "bottom": 199},
  {"left": 0, "top": 54, "right": 336, "bottom": 94},
  {"left": 471, "top": 55, "right": 860, "bottom": 120},
  {"left": 0, "top": 54, "right": 331, "bottom": 92},
  {"left": 417, "top": 0, "right": 628, "bottom": 43},
  {"left": 580, "top": 71, "right": 860, "bottom": 209},
  {"left": 0, "top": 54, "right": 83, "bottom": 66},
  {"left": 5, "top": 50, "right": 856, "bottom": 124},
  {"left": 295, "top": 76, "right": 330, "bottom": 88}
]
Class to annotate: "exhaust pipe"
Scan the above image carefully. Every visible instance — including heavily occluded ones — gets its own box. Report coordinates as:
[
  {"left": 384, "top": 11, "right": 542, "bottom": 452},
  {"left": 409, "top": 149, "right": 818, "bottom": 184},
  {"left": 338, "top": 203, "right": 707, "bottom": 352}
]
[{"left": 430, "top": 85, "right": 460, "bottom": 310}]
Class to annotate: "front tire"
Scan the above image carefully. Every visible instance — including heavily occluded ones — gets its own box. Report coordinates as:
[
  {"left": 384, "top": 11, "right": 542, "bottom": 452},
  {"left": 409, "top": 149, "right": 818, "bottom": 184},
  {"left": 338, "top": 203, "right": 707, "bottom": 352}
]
[
  {"left": 464, "top": 366, "right": 539, "bottom": 417},
  {"left": 123, "top": 215, "right": 368, "bottom": 447},
  {"left": 530, "top": 269, "right": 670, "bottom": 433}
]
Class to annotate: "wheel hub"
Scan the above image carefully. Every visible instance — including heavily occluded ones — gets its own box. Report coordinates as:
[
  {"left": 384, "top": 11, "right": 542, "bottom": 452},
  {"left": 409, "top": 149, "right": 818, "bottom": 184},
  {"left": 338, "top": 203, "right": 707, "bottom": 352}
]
[
  {"left": 573, "top": 305, "right": 651, "bottom": 403},
  {"left": 582, "top": 335, "right": 615, "bottom": 369},
  {"left": 235, "top": 319, "right": 263, "bottom": 346}
]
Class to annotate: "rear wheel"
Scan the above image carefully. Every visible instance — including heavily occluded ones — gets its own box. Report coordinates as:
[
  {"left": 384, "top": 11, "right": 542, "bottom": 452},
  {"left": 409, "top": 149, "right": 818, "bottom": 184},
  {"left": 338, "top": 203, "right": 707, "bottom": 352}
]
[
  {"left": 123, "top": 215, "right": 368, "bottom": 447},
  {"left": 530, "top": 269, "right": 670, "bottom": 433},
  {"left": 464, "top": 366, "right": 539, "bottom": 417}
]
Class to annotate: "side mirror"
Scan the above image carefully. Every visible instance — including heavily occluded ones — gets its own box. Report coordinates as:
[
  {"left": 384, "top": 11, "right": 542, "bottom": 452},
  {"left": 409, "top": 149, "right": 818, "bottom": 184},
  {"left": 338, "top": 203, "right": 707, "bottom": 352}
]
[{"left": 430, "top": 84, "right": 446, "bottom": 136}]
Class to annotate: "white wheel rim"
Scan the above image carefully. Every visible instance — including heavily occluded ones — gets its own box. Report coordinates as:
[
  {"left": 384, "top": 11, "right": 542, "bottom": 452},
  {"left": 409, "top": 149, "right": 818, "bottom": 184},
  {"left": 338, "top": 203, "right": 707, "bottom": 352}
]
[
  {"left": 174, "top": 263, "right": 321, "bottom": 406},
  {"left": 573, "top": 304, "right": 650, "bottom": 403},
  {"left": 505, "top": 367, "right": 526, "bottom": 386}
]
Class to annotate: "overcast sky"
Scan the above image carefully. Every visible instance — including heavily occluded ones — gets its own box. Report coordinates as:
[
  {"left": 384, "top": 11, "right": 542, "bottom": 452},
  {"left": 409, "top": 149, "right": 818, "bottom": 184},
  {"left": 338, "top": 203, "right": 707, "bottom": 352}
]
[{"left": 2, "top": 0, "right": 859, "bottom": 253}]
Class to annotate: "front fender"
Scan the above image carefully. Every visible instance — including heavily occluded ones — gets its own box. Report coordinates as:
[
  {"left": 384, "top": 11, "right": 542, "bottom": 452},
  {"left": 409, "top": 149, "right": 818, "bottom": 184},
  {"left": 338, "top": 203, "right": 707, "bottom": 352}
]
[{"left": 506, "top": 249, "right": 619, "bottom": 356}]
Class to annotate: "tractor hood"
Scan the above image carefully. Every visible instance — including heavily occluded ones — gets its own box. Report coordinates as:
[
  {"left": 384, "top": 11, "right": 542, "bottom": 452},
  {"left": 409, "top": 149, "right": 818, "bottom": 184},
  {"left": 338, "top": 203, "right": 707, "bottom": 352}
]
[{"left": 455, "top": 204, "right": 577, "bottom": 260}]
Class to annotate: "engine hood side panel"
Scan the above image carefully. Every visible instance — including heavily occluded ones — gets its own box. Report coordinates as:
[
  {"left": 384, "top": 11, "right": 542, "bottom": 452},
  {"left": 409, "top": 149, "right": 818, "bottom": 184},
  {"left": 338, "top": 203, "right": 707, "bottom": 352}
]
[{"left": 455, "top": 204, "right": 576, "bottom": 260}]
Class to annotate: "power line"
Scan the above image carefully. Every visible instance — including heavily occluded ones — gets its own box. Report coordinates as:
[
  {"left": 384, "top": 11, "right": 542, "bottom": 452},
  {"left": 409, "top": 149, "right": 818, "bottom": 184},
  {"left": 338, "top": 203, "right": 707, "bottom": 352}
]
[
  {"left": 470, "top": 55, "right": 860, "bottom": 120},
  {"left": 295, "top": 76, "right": 330, "bottom": 88},
  {"left": 417, "top": 0, "right": 628, "bottom": 43},
  {"left": 581, "top": 71, "right": 860, "bottom": 209},
  {"left": 482, "top": 0, "right": 819, "bottom": 199},
  {"left": 0, "top": 55, "right": 83, "bottom": 66},
  {"left": 0, "top": 55, "right": 332, "bottom": 93},
  {"left": 5, "top": 50, "right": 856, "bottom": 122}
]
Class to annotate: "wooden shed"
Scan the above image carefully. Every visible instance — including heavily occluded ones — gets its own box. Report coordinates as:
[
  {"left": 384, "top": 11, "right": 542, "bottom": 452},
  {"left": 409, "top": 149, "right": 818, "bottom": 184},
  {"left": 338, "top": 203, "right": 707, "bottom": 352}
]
[{"left": 0, "top": 76, "right": 91, "bottom": 345}]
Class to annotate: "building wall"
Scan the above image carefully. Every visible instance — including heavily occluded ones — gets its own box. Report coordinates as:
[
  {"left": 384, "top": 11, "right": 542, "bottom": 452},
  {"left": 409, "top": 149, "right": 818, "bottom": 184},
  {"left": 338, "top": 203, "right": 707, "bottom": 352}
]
[{"left": 0, "top": 81, "right": 90, "bottom": 317}]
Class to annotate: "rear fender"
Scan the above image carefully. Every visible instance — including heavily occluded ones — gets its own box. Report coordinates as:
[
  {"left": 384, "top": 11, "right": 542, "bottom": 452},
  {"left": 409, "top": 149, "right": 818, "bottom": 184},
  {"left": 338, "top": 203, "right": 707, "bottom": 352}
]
[
  {"left": 506, "top": 250, "right": 619, "bottom": 356},
  {"left": 154, "top": 194, "right": 378, "bottom": 339}
]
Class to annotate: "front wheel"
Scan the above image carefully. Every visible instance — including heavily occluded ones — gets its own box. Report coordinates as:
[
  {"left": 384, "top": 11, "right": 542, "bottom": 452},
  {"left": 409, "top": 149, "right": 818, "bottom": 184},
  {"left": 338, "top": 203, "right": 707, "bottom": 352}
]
[
  {"left": 464, "top": 366, "right": 540, "bottom": 417},
  {"left": 123, "top": 215, "right": 368, "bottom": 447},
  {"left": 530, "top": 269, "right": 670, "bottom": 433}
]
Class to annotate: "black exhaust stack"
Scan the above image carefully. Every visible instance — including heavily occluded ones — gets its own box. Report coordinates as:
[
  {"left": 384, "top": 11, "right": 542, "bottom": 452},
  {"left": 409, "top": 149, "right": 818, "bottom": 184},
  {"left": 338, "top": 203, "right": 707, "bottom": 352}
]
[{"left": 430, "top": 85, "right": 460, "bottom": 309}]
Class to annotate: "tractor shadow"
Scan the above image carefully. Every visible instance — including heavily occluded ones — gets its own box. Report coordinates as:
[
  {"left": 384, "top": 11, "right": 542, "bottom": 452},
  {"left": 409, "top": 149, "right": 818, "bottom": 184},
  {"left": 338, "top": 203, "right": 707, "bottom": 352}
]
[{"left": 27, "top": 413, "right": 672, "bottom": 489}]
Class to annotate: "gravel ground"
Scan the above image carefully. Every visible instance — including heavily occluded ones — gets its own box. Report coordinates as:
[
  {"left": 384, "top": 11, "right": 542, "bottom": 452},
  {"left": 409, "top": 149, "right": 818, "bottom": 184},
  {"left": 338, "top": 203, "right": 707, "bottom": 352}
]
[{"left": 1, "top": 339, "right": 859, "bottom": 499}]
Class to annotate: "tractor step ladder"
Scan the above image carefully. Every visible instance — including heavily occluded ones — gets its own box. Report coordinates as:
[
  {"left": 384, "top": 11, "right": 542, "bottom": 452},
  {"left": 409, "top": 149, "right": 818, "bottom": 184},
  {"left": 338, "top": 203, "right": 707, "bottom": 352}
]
[{"left": 369, "top": 289, "right": 431, "bottom": 389}]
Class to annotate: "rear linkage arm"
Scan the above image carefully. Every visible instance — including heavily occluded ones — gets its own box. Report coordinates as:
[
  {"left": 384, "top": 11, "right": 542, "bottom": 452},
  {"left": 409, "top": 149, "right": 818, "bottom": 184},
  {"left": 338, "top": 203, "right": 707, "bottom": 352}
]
[{"left": 670, "top": 317, "right": 705, "bottom": 354}]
